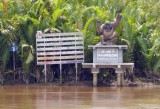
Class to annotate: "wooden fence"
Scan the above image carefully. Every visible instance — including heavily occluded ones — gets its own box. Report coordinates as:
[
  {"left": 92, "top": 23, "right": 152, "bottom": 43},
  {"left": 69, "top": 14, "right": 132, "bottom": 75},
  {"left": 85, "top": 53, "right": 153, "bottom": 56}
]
[{"left": 36, "top": 31, "right": 84, "bottom": 83}]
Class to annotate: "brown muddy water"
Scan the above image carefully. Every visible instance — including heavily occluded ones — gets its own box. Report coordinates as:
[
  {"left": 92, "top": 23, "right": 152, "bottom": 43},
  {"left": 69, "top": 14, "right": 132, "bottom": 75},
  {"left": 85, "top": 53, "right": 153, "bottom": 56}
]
[{"left": 0, "top": 85, "right": 159, "bottom": 109}]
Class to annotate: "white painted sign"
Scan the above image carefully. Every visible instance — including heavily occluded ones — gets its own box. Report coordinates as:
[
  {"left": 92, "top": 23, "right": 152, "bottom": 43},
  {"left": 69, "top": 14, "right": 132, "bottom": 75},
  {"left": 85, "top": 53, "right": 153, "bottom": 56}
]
[
  {"left": 36, "top": 31, "right": 84, "bottom": 65},
  {"left": 96, "top": 48, "right": 118, "bottom": 63}
]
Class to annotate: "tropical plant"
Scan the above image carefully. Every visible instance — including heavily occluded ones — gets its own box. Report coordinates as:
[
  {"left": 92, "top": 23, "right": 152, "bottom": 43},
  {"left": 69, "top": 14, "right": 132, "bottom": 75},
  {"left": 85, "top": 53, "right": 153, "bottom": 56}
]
[{"left": 0, "top": 0, "right": 160, "bottom": 84}]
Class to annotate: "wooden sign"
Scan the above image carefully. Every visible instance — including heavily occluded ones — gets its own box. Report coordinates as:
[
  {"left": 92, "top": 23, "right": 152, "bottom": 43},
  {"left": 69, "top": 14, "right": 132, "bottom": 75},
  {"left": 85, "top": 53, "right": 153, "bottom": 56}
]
[
  {"left": 36, "top": 31, "right": 84, "bottom": 65},
  {"left": 96, "top": 48, "right": 118, "bottom": 63},
  {"left": 36, "top": 31, "right": 84, "bottom": 83}
]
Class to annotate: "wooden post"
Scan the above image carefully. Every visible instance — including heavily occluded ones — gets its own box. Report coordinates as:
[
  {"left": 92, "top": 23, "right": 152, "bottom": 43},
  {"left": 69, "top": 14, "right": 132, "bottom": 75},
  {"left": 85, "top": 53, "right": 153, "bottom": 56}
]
[
  {"left": 121, "top": 73, "right": 125, "bottom": 86},
  {"left": 44, "top": 64, "right": 47, "bottom": 83},
  {"left": 75, "top": 63, "right": 78, "bottom": 84},
  {"left": 116, "top": 68, "right": 124, "bottom": 86},
  {"left": 75, "top": 34, "right": 78, "bottom": 84},
  {"left": 0, "top": 71, "right": 3, "bottom": 84},
  {"left": 93, "top": 73, "right": 98, "bottom": 86},
  {"left": 117, "top": 73, "right": 122, "bottom": 86},
  {"left": 60, "top": 64, "right": 62, "bottom": 85},
  {"left": 91, "top": 68, "right": 99, "bottom": 86},
  {"left": 13, "top": 51, "right": 15, "bottom": 82}
]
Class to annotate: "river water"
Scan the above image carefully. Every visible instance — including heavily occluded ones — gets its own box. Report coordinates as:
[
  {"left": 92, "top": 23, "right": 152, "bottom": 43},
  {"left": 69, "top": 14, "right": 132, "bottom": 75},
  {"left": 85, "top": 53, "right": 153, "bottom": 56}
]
[{"left": 0, "top": 85, "right": 159, "bottom": 109}]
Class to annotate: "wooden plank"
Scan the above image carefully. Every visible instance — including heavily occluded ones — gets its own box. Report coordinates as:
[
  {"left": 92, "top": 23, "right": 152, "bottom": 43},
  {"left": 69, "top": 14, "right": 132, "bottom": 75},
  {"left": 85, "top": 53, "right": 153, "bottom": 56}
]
[
  {"left": 88, "top": 45, "right": 128, "bottom": 49},
  {"left": 82, "top": 63, "right": 134, "bottom": 66},
  {"left": 37, "top": 60, "right": 84, "bottom": 65},
  {"left": 37, "top": 51, "right": 84, "bottom": 56},
  {"left": 37, "top": 55, "right": 84, "bottom": 61},
  {"left": 36, "top": 37, "right": 83, "bottom": 42},
  {"left": 36, "top": 41, "right": 83, "bottom": 47},
  {"left": 82, "top": 63, "right": 134, "bottom": 68},
  {"left": 42, "top": 32, "right": 83, "bottom": 37},
  {"left": 37, "top": 46, "right": 84, "bottom": 51}
]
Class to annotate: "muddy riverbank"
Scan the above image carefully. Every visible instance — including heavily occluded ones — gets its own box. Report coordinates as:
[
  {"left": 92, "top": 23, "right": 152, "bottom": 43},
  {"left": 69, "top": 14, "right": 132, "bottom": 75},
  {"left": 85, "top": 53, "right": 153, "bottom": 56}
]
[{"left": 1, "top": 78, "right": 160, "bottom": 88}]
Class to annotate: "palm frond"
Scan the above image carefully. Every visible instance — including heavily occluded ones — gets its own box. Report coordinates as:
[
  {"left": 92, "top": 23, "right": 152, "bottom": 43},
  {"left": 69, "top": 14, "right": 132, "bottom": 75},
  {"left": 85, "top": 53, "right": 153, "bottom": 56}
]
[{"left": 137, "top": 37, "right": 148, "bottom": 53}]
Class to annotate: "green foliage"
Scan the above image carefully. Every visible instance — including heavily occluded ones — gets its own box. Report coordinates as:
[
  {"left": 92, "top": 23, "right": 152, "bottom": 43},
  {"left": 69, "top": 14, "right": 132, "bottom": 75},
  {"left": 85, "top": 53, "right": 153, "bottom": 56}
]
[{"left": 0, "top": 0, "right": 160, "bottom": 80}]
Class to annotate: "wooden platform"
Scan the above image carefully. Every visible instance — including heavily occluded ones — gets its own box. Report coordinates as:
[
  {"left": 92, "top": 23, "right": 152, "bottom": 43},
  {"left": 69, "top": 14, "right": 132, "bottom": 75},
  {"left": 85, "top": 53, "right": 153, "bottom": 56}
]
[
  {"left": 82, "top": 63, "right": 134, "bottom": 86},
  {"left": 82, "top": 63, "right": 134, "bottom": 69}
]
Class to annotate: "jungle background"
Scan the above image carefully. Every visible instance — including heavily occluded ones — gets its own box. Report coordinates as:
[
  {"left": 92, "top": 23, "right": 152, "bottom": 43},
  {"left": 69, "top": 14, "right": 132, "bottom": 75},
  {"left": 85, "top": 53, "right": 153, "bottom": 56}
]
[{"left": 0, "top": 0, "right": 160, "bottom": 85}]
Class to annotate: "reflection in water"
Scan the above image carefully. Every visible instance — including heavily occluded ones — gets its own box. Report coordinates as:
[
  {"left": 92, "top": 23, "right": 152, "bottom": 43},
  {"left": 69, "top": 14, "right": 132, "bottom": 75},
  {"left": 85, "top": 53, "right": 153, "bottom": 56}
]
[{"left": 0, "top": 86, "right": 160, "bottom": 109}]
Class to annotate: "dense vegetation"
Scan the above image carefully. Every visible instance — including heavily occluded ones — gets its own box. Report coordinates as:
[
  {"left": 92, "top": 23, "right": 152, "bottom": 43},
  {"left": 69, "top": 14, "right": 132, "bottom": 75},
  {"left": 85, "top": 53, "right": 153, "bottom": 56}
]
[{"left": 0, "top": 0, "right": 160, "bottom": 84}]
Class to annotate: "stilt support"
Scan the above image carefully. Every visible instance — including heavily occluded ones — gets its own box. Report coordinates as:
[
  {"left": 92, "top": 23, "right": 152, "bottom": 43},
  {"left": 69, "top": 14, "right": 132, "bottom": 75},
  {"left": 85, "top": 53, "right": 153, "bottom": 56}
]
[
  {"left": 91, "top": 68, "right": 99, "bottom": 86},
  {"left": 116, "top": 68, "right": 124, "bottom": 86},
  {"left": 44, "top": 64, "right": 47, "bottom": 83}
]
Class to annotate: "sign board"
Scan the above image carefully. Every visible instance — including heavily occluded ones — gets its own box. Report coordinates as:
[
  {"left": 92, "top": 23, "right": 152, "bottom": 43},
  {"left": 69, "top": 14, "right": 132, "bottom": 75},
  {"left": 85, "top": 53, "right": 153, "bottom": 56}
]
[
  {"left": 10, "top": 42, "right": 18, "bottom": 52},
  {"left": 89, "top": 45, "right": 127, "bottom": 63},
  {"left": 36, "top": 31, "right": 84, "bottom": 83},
  {"left": 96, "top": 48, "right": 118, "bottom": 63},
  {"left": 36, "top": 31, "right": 84, "bottom": 65}
]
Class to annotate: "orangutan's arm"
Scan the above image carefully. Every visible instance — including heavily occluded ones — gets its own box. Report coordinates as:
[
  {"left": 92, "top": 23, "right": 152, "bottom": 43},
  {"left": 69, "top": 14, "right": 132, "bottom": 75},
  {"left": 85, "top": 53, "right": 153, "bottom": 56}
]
[
  {"left": 113, "top": 13, "right": 121, "bottom": 29},
  {"left": 97, "top": 19, "right": 103, "bottom": 35}
]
